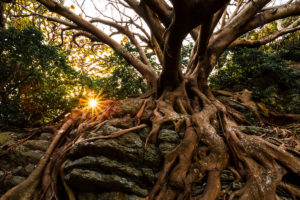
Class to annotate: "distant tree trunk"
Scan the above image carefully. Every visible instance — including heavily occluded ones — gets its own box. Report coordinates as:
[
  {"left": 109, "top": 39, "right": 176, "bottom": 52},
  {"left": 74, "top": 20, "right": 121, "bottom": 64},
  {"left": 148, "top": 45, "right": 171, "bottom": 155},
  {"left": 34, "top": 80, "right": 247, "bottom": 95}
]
[{"left": 0, "top": 2, "right": 5, "bottom": 28}]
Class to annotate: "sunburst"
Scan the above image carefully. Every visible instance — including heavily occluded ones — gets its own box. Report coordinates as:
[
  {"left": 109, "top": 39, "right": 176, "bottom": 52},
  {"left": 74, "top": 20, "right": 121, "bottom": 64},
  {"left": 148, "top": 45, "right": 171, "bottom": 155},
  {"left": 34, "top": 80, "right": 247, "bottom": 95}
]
[{"left": 79, "top": 90, "right": 111, "bottom": 119}]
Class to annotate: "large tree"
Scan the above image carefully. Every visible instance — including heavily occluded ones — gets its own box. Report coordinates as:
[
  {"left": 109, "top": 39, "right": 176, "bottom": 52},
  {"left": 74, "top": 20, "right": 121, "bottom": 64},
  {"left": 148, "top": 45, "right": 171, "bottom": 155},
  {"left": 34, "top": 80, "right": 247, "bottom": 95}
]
[{"left": 1, "top": 0, "right": 300, "bottom": 199}]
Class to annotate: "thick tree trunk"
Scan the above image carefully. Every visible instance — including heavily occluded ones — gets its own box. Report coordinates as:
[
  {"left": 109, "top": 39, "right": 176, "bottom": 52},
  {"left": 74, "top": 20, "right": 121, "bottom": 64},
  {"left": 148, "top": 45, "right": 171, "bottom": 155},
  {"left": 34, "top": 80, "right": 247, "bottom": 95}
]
[{"left": 0, "top": 2, "right": 5, "bottom": 28}]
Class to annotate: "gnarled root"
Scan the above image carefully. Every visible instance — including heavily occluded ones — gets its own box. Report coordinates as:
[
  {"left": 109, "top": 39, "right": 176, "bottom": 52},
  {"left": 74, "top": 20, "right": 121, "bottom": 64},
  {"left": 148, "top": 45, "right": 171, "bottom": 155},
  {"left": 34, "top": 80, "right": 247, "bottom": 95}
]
[
  {"left": 148, "top": 86, "right": 229, "bottom": 200},
  {"left": 145, "top": 84, "right": 187, "bottom": 146},
  {"left": 2, "top": 84, "right": 299, "bottom": 200},
  {"left": 60, "top": 160, "right": 76, "bottom": 200},
  {"left": 223, "top": 115, "right": 300, "bottom": 200},
  {"left": 85, "top": 123, "right": 147, "bottom": 141},
  {"left": 149, "top": 118, "right": 198, "bottom": 200},
  {"left": 0, "top": 109, "right": 82, "bottom": 200},
  {"left": 135, "top": 98, "right": 151, "bottom": 125},
  {"left": 189, "top": 89, "right": 229, "bottom": 200}
]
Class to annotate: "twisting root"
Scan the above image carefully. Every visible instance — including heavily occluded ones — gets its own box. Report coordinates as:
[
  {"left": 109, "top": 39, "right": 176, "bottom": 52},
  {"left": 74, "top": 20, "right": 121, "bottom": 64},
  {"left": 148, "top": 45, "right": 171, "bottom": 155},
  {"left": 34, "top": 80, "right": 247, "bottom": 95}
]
[
  {"left": 145, "top": 103, "right": 185, "bottom": 147},
  {"left": 145, "top": 106, "right": 164, "bottom": 146},
  {"left": 85, "top": 123, "right": 148, "bottom": 141},
  {"left": 228, "top": 187, "right": 246, "bottom": 200},
  {"left": 223, "top": 114, "right": 300, "bottom": 200},
  {"left": 0, "top": 109, "right": 82, "bottom": 200},
  {"left": 135, "top": 98, "right": 151, "bottom": 125},
  {"left": 75, "top": 119, "right": 108, "bottom": 144},
  {"left": 189, "top": 88, "right": 228, "bottom": 200},
  {"left": 60, "top": 160, "right": 76, "bottom": 200},
  {"left": 149, "top": 118, "right": 198, "bottom": 200},
  {"left": 147, "top": 85, "right": 229, "bottom": 200},
  {"left": 0, "top": 126, "right": 56, "bottom": 157}
]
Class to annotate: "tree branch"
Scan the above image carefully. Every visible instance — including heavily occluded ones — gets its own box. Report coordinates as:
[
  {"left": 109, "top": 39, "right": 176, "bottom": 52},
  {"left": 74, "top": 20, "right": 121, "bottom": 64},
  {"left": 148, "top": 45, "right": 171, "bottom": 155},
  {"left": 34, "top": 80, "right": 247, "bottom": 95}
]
[
  {"left": 228, "top": 0, "right": 244, "bottom": 23},
  {"left": 230, "top": 18, "right": 300, "bottom": 47},
  {"left": 210, "top": 0, "right": 275, "bottom": 59},
  {"left": 36, "top": 15, "right": 78, "bottom": 28},
  {"left": 242, "top": 1, "right": 300, "bottom": 34},
  {"left": 36, "top": 0, "right": 158, "bottom": 88},
  {"left": 123, "top": 0, "right": 165, "bottom": 50},
  {"left": 72, "top": 31, "right": 100, "bottom": 47},
  {"left": 90, "top": 17, "right": 151, "bottom": 65},
  {"left": 142, "top": 0, "right": 172, "bottom": 27}
]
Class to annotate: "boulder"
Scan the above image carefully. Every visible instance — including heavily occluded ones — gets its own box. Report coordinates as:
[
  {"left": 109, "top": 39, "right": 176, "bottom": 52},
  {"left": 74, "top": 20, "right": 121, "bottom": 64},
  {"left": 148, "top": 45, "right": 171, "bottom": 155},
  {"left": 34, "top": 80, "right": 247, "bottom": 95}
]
[
  {"left": 67, "top": 126, "right": 162, "bottom": 168},
  {"left": 10, "top": 145, "right": 45, "bottom": 164},
  {"left": 65, "top": 125, "right": 163, "bottom": 197},
  {"left": 65, "top": 169, "right": 148, "bottom": 197},
  {"left": 22, "top": 140, "right": 50, "bottom": 151},
  {"left": 158, "top": 142, "right": 177, "bottom": 155},
  {"left": 3, "top": 175, "right": 25, "bottom": 190},
  {"left": 65, "top": 156, "right": 144, "bottom": 181},
  {"left": 158, "top": 129, "right": 180, "bottom": 143}
]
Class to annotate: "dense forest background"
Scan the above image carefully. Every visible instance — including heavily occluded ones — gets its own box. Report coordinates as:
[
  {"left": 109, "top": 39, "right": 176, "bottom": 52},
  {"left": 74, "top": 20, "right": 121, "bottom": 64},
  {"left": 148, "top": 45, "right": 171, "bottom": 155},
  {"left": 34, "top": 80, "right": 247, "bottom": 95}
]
[{"left": 1, "top": 24, "right": 299, "bottom": 127}]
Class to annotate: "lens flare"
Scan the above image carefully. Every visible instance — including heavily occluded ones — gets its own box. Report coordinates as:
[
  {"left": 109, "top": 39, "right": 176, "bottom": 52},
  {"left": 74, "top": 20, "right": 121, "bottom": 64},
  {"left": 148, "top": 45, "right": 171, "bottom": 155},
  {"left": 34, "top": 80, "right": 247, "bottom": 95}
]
[
  {"left": 88, "top": 99, "right": 98, "bottom": 108},
  {"left": 79, "top": 90, "right": 112, "bottom": 119}
]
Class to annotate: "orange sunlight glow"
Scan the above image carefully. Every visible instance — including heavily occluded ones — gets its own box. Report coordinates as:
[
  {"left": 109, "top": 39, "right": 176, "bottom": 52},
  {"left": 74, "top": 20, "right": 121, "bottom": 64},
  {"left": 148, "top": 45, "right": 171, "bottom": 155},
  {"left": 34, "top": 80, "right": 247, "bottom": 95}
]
[
  {"left": 88, "top": 99, "right": 98, "bottom": 108},
  {"left": 79, "top": 90, "right": 112, "bottom": 119}
]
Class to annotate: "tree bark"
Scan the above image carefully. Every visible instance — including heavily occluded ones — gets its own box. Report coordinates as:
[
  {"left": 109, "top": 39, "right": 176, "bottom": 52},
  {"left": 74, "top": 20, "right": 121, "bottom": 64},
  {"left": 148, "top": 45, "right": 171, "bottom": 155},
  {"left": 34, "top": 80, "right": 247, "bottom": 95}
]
[{"left": 0, "top": 2, "right": 5, "bottom": 28}]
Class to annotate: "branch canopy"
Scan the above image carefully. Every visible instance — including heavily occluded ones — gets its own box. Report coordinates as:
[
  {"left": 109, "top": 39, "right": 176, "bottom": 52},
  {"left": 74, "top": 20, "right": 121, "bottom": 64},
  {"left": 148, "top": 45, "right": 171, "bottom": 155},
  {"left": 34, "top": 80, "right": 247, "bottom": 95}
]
[{"left": 26, "top": 0, "right": 300, "bottom": 92}]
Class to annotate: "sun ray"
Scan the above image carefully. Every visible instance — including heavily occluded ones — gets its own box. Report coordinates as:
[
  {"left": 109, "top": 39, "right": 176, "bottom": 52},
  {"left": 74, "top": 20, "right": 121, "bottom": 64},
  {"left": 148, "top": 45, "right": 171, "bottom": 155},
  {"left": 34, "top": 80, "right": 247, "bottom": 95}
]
[{"left": 79, "top": 90, "right": 112, "bottom": 119}]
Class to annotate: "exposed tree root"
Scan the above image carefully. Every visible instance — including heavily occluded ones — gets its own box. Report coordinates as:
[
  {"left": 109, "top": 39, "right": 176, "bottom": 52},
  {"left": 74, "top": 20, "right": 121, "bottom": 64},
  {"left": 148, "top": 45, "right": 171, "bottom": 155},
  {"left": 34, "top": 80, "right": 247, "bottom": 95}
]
[
  {"left": 60, "top": 160, "right": 76, "bottom": 200},
  {"left": 225, "top": 105, "right": 249, "bottom": 124},
  {"left": 215, "top": 89, "right": 300, "bottom": 124},
  {"left": 145, "top": 99, "right": 185, "bottom": 146},
  {"left": 0, "top": 109, "right": 81, "bottom": 200},
  {"left": 0, "top": 126, "right": 56, "bottom": 157},
  {"left": 223, "top": 115, "right": 300, "bottom": 200},
  {"left": 148, "top": 118, "right": 198, "bottom": 200},
  {"left": 85, "top": 123, "right": 147, "bottom": 141},
  {"left": 269, "top": 112, "right": 300, "bottom": 122},
  {"left": 1, "top": 85, "right": 299, "bottom": 200},
  {"left": 144, "top": 85, "right": 229, "bottom": 200},
  {"left": 189, "top": 88, "right": 229, "bottom": 200},
  {"left": 146, "top": 107, "right": 182, "bottom": 146},
  {"left": 135, "top": 98, "right": 151, "bottom": 125}
]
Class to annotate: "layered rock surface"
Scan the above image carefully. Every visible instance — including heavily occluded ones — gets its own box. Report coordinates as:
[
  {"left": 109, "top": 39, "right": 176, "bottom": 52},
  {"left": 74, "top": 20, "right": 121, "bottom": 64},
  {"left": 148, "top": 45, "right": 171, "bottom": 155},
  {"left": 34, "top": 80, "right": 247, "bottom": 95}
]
[
  {"left": 63, "top": 123, "right": 240, "bottom": 200},
  {"left": 0, "top": 131, "right": 52, "bottom": 194},
  {"left": 64, "top": 124, "right": 163, "bottom": 199},
  {"left": 2, "top": 122, "right": 295, "bottom": 199}
]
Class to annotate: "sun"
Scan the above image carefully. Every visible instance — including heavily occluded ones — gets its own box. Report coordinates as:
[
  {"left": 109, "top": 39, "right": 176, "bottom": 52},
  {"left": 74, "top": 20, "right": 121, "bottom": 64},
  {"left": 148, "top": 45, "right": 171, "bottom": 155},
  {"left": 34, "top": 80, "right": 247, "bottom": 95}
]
[
  {"left": 88, "top": 99, "right": 98, "bottom": 108},
  {"left": 79, "top": 90, "right": 111, "bottom": 118}
]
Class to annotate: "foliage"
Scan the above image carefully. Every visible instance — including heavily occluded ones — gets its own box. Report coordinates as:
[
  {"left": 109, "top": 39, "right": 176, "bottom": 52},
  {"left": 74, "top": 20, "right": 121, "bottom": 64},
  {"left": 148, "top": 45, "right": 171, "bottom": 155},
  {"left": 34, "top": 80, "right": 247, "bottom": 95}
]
[
  {"left": 93, "top": 42, "right": 153, "bottom": 99},
  {"left": 181, "top": 42, "right": 194, "bottom": 69},
  {"left": 94, "top": 41, "right": 196, "bottom": 99},
  {"left": 95, "top": 65, "right": 146, "bottom": 99},
  {"left": 0, "top": 26, "right": 82, "bottom": 127},
  {"left": 4, "top": 0, "right": 114, "bottom": 80},
  {"left": 274, "top": 32, "right": 300, "bottom": 62},
  {"left": 209, "top": 47, "right": 300, "bottom": 113}
]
